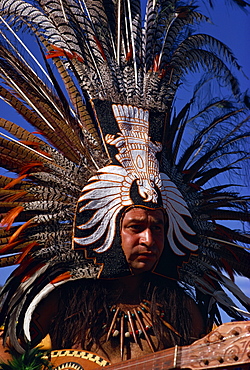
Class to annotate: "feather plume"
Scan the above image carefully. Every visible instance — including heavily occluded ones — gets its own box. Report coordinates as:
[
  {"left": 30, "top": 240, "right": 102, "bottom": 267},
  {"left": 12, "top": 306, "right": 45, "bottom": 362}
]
[{"left": 0, "top": 0, "right": 249, "bottom": 353}]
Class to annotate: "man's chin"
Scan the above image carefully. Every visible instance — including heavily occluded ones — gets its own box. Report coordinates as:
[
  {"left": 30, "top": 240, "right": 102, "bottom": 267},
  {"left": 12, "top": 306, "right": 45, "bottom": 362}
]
[{"left": 130, "top": 261, "right": 156, "bottom": 274}]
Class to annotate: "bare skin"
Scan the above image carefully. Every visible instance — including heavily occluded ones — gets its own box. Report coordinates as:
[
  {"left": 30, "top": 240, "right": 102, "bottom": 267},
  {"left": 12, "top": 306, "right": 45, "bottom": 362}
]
[
  {"left": 121, "top": 208, "right": 165, "bottom": 275},
  {"left": 84, "top": 274, "right": 204, "bottom": 363},
  {"left": 75, "top": 208, "right": 203, "bottom": 362},
  {"left": 0, "top": 207, "right": 204, "bottom": 364}
]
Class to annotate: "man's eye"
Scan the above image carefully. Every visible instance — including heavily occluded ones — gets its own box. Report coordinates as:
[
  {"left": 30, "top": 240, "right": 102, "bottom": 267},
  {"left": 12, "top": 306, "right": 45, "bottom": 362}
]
[
  {"left": 152, "top": 225, "right": 163, "bottom": 231},
  {"left": 128, "top": 224, "right": 142, "bottom": 230}
]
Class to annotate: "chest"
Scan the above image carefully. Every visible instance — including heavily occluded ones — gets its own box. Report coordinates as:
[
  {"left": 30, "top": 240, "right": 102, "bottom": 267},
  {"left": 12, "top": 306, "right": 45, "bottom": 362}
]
[
  {"left": 51, "top": 300, "right": 178, "bottom": 365},
  {"left": 71, "top": 303, "right": 171, "bottom": 363},
  {"left": 88, "top": 334, "right": 165, "bottom": 363}
]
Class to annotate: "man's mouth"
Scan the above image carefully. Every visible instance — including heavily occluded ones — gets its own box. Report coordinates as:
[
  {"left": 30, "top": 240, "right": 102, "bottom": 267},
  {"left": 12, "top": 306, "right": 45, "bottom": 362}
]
[{"left": 137, "top": 253, "right": 157, "bottom": 260}]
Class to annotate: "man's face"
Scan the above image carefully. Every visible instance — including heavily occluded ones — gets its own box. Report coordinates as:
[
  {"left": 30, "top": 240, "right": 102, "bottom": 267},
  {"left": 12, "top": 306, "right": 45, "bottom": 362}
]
[{"left": 121, "top": 207, "right": 165, "bottom": 274}]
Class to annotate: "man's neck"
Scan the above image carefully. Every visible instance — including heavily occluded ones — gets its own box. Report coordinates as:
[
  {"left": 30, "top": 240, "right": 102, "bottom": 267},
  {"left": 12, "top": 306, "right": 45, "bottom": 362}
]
[{"left": 114, "top": 273, "right": 147, "bottom": 304}]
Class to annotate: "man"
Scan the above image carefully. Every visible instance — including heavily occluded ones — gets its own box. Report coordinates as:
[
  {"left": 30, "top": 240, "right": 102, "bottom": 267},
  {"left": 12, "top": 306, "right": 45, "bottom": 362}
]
[
  {"left": 1, "top": 102, "right": 249, "bottom": 368},
  {"left": 25, "top": 207, "right": 204, "bottom": 365},
  {"left": 0, "top": 0, "right": 250, "bottom": 366},
  {"left": 0, "top": 104, "right": 205, "bottom": 367}
]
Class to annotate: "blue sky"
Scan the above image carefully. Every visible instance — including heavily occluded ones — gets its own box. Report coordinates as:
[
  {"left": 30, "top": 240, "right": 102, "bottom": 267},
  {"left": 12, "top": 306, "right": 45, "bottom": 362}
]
[
  {"left": 189, "top": 2, "right": 250, "bottom": 321},
  {"left": 198, "top": 2, "right": 249, "bottom": 92},
  {"left": 0, "top": 1, "right": 249, "bottom": 322}
]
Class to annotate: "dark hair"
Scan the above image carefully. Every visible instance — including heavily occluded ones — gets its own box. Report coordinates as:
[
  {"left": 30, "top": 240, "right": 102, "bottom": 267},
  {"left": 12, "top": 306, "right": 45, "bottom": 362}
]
[{"left": 49, "top": 274, "right": 200, "bottom": 355}]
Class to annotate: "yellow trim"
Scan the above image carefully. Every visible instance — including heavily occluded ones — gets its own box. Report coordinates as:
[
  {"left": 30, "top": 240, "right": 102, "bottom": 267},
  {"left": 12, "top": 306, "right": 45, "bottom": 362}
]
[{"left": 51, "top": 349, "right": 110, "bottom": 367}]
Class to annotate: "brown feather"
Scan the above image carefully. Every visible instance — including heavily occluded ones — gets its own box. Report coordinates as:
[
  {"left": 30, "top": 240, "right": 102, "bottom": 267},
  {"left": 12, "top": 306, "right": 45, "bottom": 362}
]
[
  {"left": 0, "top": 118, "right": 45, "bottom": 145},
  {"left": 0, "top": 254, "right": 20, "bottom": 267}
]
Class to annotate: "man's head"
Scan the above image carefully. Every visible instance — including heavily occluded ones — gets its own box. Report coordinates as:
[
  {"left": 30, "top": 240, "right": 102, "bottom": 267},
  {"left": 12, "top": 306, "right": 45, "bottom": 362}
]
[
  {"left": 120, "top": 207, "right": 165, "bottom": 274},
  {"left": 73, "top": 104, "right": 197, "bottom": 279}
]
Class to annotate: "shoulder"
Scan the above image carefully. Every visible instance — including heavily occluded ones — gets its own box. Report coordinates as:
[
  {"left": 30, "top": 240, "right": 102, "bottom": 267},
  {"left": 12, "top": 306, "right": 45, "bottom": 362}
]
[
  {"left": 160, "top": 279, "right": 205, "bottom": 340},
  {"left": 30, "top": 289, "right": 60, "bottom": 346},
  {"left": 183, "top": 293, "right": 205, "bottom": 340}
]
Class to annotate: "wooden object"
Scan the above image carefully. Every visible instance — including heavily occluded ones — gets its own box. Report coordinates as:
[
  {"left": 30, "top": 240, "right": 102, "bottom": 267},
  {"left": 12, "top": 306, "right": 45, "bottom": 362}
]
[{"left": 50, "top": 321, "right": 250, "bottom": 369}]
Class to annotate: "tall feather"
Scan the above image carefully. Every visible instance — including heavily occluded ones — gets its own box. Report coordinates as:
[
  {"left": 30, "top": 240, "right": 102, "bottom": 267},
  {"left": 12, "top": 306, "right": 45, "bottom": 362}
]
[{"left": 0, "top": 0, "right": 249, "bottom": 353}]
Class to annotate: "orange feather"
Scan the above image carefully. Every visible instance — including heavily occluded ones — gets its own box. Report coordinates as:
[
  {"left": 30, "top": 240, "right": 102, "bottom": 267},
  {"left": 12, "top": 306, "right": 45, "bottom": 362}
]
[
  {"left": 93, "top": 36, "right": 107, "bottom": 61},
  {"left": 4, "top": 191, "right": 28, "bottom": 203},
  {"left": 50, "top": 271, "right": 72, "bottom": 284},
  {"left": 0, "top": 240, "right": 23, "bottom": 254},
  {"left": 126, "top": 44, "right": 133, "bottom": 61},
  {"left": 8, "top": 219, "right": 34, "bottom": 244},
  {"left": 19, "top": 162, "right": 43, "bottom": 175},
  {"left": 21, "top": 263, "right": 46, "bottom": 282},
  {"left": 19, "top": 141, "right": 41, "bottom": 148},
  {"left": 0, "top": 206, "right": 24, "bottom": 230},
  {"left": 46, "top": 45, "right": 84, "bottom": 63},
  {"left": 153, "top": 55, "right": 160, "bottom": 72},
  {"left": 3, "top": 175, "right": 27, "bottom": 190},
  {"left": 16, "top": 241, "right": 39, "bottom": 264}
]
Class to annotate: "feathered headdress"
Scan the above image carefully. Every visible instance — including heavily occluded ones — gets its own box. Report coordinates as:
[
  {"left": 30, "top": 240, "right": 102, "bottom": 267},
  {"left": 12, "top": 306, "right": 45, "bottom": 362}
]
[{"left": 0, "top": 0, "right": 249, "bottom": 354}]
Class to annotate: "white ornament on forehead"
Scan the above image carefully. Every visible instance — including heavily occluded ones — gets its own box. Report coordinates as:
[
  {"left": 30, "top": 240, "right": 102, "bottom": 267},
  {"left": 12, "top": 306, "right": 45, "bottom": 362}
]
[
  {"left": 74, "top": 104, "right": 197, "bottom": 257},
  {"left": 106, "top": 104, "right": 162, "bottom": 203}
]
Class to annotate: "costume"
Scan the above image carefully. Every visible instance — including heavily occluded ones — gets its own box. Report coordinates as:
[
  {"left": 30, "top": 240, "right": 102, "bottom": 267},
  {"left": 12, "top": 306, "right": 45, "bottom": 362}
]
[{"left": 0, "top": 0, "right": 249, "bottom": 364}]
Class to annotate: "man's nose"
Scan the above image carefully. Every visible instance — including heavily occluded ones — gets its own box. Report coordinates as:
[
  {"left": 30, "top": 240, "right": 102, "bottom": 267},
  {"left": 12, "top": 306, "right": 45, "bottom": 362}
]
[{"left": 140, "top": 228, "right": 154, "bottom": 247}]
